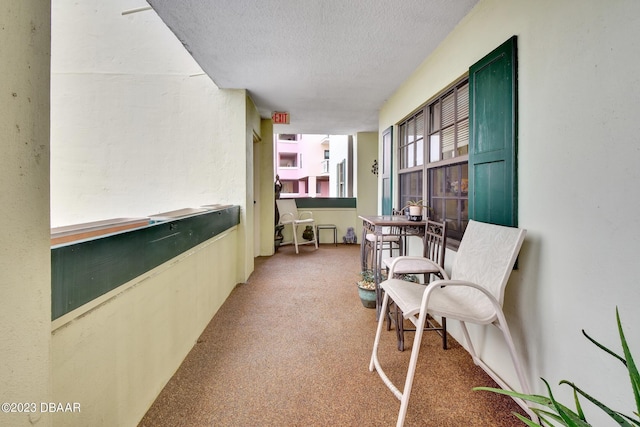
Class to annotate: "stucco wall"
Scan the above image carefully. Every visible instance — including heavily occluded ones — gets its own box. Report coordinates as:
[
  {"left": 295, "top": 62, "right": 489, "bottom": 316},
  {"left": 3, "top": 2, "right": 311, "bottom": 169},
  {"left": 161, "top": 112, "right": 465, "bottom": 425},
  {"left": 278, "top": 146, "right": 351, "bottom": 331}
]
[
  {"left": 355, "top": 132, "right": 379, "bottom": 235},
  {"left": 50, "top": 1, "right": 251, "bottom": 227},
  {"left": 0, "top": 2, "right": 52, "bottom": 426},
  {"left": 46, "top": 3, "right": 260, "bottom": 424},
  {"left": 380, "top": 0, "right": 640, "bottom": 423},
  {"left": 51, "top": 229, "right": 239, "bottom": 426},
  {"left": 257, "top": 120, "right": 276, "bottom": 257}
]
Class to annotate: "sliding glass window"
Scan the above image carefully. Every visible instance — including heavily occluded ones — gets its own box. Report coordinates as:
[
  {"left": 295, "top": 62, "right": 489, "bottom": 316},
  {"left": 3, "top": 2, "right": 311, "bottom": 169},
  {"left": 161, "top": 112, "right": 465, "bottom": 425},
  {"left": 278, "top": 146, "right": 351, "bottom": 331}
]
[{"left": 397, "top": 78, "right": 469, "bottom": 243}]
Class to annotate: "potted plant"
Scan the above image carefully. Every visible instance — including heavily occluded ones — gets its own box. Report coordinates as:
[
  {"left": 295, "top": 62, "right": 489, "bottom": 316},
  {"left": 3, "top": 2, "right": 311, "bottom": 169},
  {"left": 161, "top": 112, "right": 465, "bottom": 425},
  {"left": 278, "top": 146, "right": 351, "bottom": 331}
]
[
  {"left": 474, "top": 308, "right": 639, "bottom": 426},
  {"left": 357, "top": 269, "right": 379, "bottom": 309},
  {"left": 403, "top": 200, "right": 429, "bottom": 217}
]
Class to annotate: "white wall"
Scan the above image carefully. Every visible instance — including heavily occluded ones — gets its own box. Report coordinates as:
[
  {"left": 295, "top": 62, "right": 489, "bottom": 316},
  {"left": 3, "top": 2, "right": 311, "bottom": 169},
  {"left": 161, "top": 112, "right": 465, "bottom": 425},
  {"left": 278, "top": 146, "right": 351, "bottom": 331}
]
[
  {"left": 329, "top": 134, "right": 349, "bottom": 197},
  {"left": 0, "top": 2, "right": 52, "bottom": 426},
  {"left": 380, "top": 0, "right": 640, "bottom": 423},
  {"left": 355, "top": 132, "right": 379, "bottom": 235},
  {"left": 50, "top": 0, "right": 252, "bottom": 227},
  {"left": 257, "top": 120, "right": 275, "bottom": 256}
]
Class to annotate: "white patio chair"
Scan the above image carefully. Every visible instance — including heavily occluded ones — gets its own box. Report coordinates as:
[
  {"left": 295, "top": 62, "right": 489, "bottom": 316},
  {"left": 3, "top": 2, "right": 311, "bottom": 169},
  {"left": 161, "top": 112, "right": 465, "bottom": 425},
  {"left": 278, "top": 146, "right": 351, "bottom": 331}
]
[
  {"left": 369, "top": 219, "right": 534, "bottom": 426},
  {"left": 276, "top": 199, "right": 318, "bottom": 254}
]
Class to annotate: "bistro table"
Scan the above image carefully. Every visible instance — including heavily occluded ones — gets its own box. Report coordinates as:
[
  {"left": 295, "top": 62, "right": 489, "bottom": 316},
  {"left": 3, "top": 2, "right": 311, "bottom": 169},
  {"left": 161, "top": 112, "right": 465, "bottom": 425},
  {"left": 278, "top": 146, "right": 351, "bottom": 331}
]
[{"left": 358, "top": 215, "right": 427, "bottom": 318}]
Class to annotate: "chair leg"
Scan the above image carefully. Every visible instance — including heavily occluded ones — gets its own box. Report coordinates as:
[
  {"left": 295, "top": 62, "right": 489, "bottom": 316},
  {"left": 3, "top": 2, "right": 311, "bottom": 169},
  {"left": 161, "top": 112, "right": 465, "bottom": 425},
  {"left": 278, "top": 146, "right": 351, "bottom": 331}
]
[
  {"left": 370, "top": 291, "right": 432, "bottom": 427},
  {"left": 396, "top": 305, "right": 405, "bottom": 351},
  {"left": 313, "top": 224, "right": 318, "bottom": 249},
  {"left": 360, "top": 228, "right": 368, "bottom": 270},
  {"left": 369, "top": 292, "right": 390, "bottom": 373},
  {"left": 441, "top": 317, "right": 447, "bottom": 349},
  {"left": 396, "top": 305, "right": 430, "bottom": 427},
  {"left": 292, "top": 223, "right": 300, "bottom": 254},
  {"left": 386, "top": 300, "right": 393, "bottom": 331},
  {"left": 361, "top": 241, "right": 370, "bottom": 270}
]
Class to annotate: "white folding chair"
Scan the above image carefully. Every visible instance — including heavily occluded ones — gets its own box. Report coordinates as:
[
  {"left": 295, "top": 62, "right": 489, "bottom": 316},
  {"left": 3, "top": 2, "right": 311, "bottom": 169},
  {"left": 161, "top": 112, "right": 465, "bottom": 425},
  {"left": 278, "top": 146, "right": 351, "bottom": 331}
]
[
  {"left": 369, "top": 220, "right": 534, "bottom": 426},
  {"left": 275, "top": 199, "right": 318, "bottom": 254}
]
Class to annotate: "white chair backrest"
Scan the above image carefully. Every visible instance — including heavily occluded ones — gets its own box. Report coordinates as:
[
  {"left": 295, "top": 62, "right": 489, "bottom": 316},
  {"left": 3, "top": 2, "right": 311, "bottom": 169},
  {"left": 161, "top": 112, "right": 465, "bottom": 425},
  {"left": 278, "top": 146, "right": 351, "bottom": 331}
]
[
  {"left": 450, "top": 220, "right": 526, "bottom": 307},
  {"left": 276, "top": 199, "right": 299, "bottom": 222}
]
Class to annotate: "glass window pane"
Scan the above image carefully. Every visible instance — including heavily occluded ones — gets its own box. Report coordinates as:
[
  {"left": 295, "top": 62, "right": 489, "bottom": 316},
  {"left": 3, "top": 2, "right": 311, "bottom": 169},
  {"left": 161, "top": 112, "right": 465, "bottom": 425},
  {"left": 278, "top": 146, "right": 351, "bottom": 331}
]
[
  {"left": 428, "top": 163, "right": 469, "bottom": 241},
  {"left": 382, "top": 130, "right": 391, "bottom": 174},
  {"left": 398, "top": 123, "right": 406, "bottom": 169},
  {"left": 399, "top": 171, "right": 423, "bottom": 209},
  {"left": 445, "top": 199, "right": 461, "bottom": 229},
  {"left": 400, "top": 148, "right": 407, "bottom": 169},
  {"left": 407, "top": 143, "right": 415, "bottom": 168},
  {"left": 430, "top": 198, "right": 444, "bottom": 222},
  {"left": 461, "top": 164, "right": 469, "bottom": 196},
  {"left": 446, "top": 165, "right": 461, "bottom": 196},
  {"left": 416, "top": 112, "right": 424, "bottom": 141},
  {"left": 407, "top": 117, "right": 415, "bottom": 144},
  {"left": 442, "top": 92, "right": 455, "bottom": 127},
  {"left": 441, "top": 126, "right": 455, "bottom": 159},
  {"left": 457, "top": 82, "right": 469, "bottom": 118},
  {"left": 429, "top": 134, "right": 440, "bottom": 163},
  {"left": 430, "top": 103, "right": 440, "bottom": 132},
  {"left": 431, "top": 167, "right": 445, "bottom": 197},
  {"left": 457, "top": 118, "right": 469, "bottom": 156},
  {"left": 416, "top": 112, "right": 424, "bottom": 166}
]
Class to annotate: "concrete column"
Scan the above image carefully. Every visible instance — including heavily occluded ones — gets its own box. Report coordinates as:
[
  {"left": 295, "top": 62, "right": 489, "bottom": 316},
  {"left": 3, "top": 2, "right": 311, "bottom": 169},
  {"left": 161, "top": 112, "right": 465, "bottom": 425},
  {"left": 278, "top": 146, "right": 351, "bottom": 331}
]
[
  {"left": 308, "top": 176, "right": 317, "bottom": 197},
  {"left": 0, "top": 1, "right": 52, "bottom": 426}
]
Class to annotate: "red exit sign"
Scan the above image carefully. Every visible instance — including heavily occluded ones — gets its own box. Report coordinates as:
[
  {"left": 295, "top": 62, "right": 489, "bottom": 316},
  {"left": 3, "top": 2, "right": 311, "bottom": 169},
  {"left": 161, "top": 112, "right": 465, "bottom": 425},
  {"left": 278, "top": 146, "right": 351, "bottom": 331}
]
[{"left": 272, "top": 111, "right": 290, "bottom": 124}]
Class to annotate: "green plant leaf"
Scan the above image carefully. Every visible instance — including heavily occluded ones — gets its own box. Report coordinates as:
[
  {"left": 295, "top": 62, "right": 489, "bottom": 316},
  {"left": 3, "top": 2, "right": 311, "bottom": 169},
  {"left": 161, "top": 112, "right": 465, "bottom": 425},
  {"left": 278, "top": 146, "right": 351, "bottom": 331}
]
[
  {"left": 475, "top": 309, "right": 639, "bottom": 426},
  {"left": 542, "top": 379, "right": 591, "bottom": 427},
  {"left": 473, "top": 386, "right": 552, "bottom": 406},
  {"left": 572, "top": 387, "right": 586, "bottom": 421},
  {"left": 474, "top": 384, "right": 590, "bottom": 426},
  {"left": 560, "top": 380, "right": 634, "bottom": 426},
  {"left": 512, "top": 412, "right": 542, "bottom": 426},
  {"left": 617, "top": 308, "right": 640, "bottom": 420},
  {"left": 582, "top": 329, "right": 626, "bottom": 365},
  {"left": 536, "top": 409, "right": 574, "bottom": 426}
]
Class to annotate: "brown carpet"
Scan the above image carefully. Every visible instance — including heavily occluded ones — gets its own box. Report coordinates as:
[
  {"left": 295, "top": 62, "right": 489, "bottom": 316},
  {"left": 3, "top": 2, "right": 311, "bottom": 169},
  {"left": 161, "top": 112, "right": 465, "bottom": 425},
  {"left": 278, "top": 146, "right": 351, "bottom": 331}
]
[{"left": 139, "top": 244, "right": 525, "bottom": 426}]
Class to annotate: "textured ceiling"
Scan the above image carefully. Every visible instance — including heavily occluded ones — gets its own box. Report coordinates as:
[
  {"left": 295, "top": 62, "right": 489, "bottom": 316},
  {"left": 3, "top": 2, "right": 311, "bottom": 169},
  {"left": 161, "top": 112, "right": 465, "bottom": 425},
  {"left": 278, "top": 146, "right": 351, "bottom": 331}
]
[{"left": 147, "top": 0, "right": 478, "bottom": 134}]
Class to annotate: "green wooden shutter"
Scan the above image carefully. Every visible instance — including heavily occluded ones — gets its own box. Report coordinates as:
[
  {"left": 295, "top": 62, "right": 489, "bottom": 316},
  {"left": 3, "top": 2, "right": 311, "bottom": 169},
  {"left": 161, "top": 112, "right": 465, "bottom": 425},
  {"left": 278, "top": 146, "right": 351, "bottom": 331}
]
[
  {"left": 468, "top": 36, "right": 518, "bottom": 227},
  {"left": 381, "top": 126, "right": 393, "bottom": 215}
]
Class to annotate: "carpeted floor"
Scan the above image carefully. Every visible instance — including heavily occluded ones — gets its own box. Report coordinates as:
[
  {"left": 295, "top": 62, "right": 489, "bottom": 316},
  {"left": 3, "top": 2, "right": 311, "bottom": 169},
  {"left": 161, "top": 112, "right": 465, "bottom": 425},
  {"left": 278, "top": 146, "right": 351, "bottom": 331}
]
[{"left": 139, "top": 244, "right": 526, "bottom": 426}]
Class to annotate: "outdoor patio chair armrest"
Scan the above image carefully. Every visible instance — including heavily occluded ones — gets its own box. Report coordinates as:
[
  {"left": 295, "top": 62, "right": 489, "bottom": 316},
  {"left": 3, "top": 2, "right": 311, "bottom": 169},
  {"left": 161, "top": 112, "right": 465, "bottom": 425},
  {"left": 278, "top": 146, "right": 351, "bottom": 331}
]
[
  {"left": 298, "top": 210, "right": 314, "bottom": 220},
  {"left": 279, "top": 212, "right": 295, "bottom": 222},
  {"left": 421, "top": 280, "right": 502, "bottom": 324}
]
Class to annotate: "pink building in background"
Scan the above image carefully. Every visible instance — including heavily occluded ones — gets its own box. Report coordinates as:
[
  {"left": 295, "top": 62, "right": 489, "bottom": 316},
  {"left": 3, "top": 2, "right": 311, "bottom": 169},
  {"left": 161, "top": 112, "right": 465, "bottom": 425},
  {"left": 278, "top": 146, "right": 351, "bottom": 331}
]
[{"left": 276, "top": 134, "right": 330, "bottom": 198}]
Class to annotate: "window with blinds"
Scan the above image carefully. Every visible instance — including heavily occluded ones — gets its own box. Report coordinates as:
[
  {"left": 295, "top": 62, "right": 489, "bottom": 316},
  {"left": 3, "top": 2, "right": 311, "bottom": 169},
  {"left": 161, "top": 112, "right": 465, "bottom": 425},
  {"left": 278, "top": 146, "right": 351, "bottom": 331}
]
[
  {"left": 398, "top": 111, "right": 425, "bottom": 210},
  {"left": 429, "top": 81, "right": 469, "bottom": 162},
  {"left": 396, "top": 77, "right": 469, "bottom": 242},
  {"left": 398, "top": 111, "right": 424, "bottom": 169}
]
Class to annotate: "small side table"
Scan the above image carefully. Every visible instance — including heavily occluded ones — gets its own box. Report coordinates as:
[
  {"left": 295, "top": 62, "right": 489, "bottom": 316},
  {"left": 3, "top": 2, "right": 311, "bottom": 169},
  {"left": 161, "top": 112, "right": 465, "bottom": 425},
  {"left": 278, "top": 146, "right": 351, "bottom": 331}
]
[{"left": 316, "top": 224, "right": 337, "bottom": 246}]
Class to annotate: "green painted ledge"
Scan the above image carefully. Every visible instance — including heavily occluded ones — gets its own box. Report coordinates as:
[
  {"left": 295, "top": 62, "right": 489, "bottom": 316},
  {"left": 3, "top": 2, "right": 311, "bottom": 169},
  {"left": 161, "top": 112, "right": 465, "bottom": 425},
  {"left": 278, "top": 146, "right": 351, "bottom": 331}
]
[
  {"left": 293, "top": 197, "right": 356, "bottom": 209},
  {"left": 51, "top": 206, "right": 240, "bottom": 320}
]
